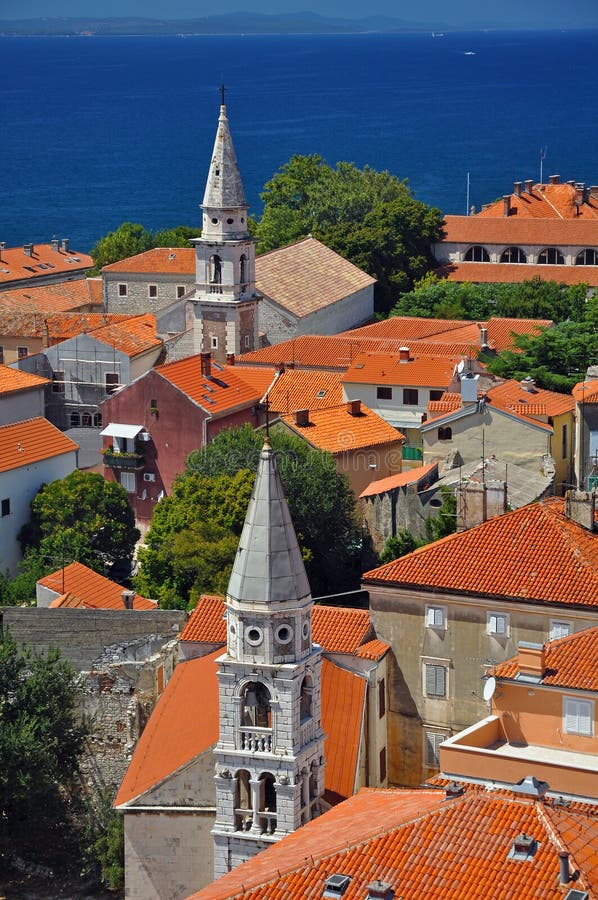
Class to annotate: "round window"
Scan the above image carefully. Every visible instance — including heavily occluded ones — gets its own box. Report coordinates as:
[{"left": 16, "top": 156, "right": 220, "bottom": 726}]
[
  {"left": 246, "top": 626, "right": 263, "bottom": 646},
  {"left": 240, "top": 217, "right": 245, "bottom": 223},
  {"left": 302, "top": 621, "right": 310, "bottom": 640},
  {"left": 211, "top": 217, "right": 219, "bottom": 225},
  {"left": 226, "top": 217, "right": 234, "bottom": 224},
  {"left": 230, "top": 624, "right": 236, "bottom": 636},
  {"left": 276, "top": 624, "right": 293, "bottom": 645}
]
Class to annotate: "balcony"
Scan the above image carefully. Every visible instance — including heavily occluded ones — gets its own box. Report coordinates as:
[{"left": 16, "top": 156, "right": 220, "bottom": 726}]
[
  {"left": 103, "top": 448, "right": 145, "bottom": 471},
  {"left": 239, "top": 727, "right": 273, "bottom": 753},
  {"left": 234, "top": 808, "right": 277, "bottom": 835}
]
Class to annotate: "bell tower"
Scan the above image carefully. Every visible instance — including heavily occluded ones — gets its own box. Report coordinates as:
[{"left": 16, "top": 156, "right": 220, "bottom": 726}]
[
  {"left": 212, "top": 438, "right": 326, "bottom": 878},
  {"left": 192, "top": 89, "right": 260, "bottom": 363}
]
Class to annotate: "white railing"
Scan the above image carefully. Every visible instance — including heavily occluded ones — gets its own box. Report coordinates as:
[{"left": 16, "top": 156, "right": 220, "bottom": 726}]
[{"left": 239, "top": 727, "right": 273, "bottom": 753}]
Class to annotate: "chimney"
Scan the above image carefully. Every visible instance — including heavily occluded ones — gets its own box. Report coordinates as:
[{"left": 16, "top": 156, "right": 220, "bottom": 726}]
[
  {"left": 513, "top": 181, "right": 522, "bottom": 197},
  {"left": 567, "top": 179, "right": 576, "bottom": 187},
  {"left": 61, "top": 237, "right": 70, "bottom": 253},
  {"left": 524, "top": 179, "right": 533, "bottom": 194},
  {"left": 502, "top": 194, "right": 511, "bottom": 217},
  {"left": 226, "top": 352, "right": 235, "bottom": 366},
  {"left": 121, "top": 589, "right": 135, "bottom": 610},
  {"left": 51, "top": 238, "right": 60, "bottom": 253},
  {"left": 445, "top": 781, "right": 464, "bottom": 799},
  {"left": 565, "top": 489, "right": 596, "bottom": 531},
  {"left": 365, "top": 882, "right": 394, "bottom": 900},
  {"left": 517, "top": 641, "right": 545, "bottom": 680},
  {"left": 200, "top": 351, "right": 212, "bottom": 378},
  {"left": 275, "top": 361, "right": 285, "bottom": 375},
  {"left": 520, "top": 376, "right": 536, "bottom": 392},
  {"left": 347, "top": 399, "right": 361, "bottom": 416},
  {"left": 399, "top": 346, "right": 410, "bottom": 362},
  {"left": 479, "top": 326, "right": 489, "bottom": 349},
  {"left": 575, "top": 183, "right": 585, "bottom": 206},
  {"left": 590, "top": 186, "right": 598, "bottom": 200},
  {"left": 24, "top": 243, "right": 33, "bottom": 257},
  {"left": 295, "top": 408, "right": 309, "bottom": 427},
  {"left": 548, "top": 174, "right": 560, "bottom": 185},
  {"left": 0, "top": 241, "right": 4, "bottom": 261},
  {"left": 558, "top": 852, "right": 571, "bottom": 886}
]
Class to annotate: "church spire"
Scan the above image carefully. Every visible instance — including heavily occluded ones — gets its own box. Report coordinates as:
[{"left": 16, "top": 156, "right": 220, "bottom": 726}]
[
  {"left": 227, "top": 438, "right": 311, "bottom": 606},
  {"left": 202, "top": 99, "right": 247, "bottom": 211}
]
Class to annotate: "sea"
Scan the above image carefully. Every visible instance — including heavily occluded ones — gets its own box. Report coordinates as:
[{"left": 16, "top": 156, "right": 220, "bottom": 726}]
[{"left": 1, "top": 29, "right": 597, "bottom": 252}]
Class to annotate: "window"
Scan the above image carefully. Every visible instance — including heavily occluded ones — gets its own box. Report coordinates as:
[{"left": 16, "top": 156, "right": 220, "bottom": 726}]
[
  {"left": 424, "top": 662, "right": 447, "bottom": 698},
  {"left": 81, "top": 412, "right": 92, "bottom": 427},
  {"left": 1, "top": 498, "right": 10, "bottom": 517},
  {"left": 500, "top": 246, "right": 527, "bottom": 263},
  {"left": 177, "top": 285, "right": 186, "bottom": 298},
  {"left": 464, "top": 245, "right": 490, "bottom": 262},
  {"left": 430, "top": 389, "right": 443, "bottom": 401},
  {"left": 93, "top": 412, "right": 102, "bottom": 427},
  {"left": 17, "top": 346, "right": 28, "bottom": 360},
  {"left": 488, "top": 612, "right": 509, "bottom": 636},
  {"left": 426, "top": 606, "right": 446, "bottom": 629},
  {"left": 564, "top": 697, "right": 593, "bottom": 736},
  {"left": 0, "top": 346, "right": 3, "bottom": 364},
  {"left": 403, "top": 388, "right": 418, "bottom": 405},
  {"left": 240, "top": 253, "right": 247, "bottom": 290},
  {"left": 376, "top": 386, "right": 392, "bottom": 400},
  {"left": 52, "top": 371, "right": 65, "bottom": 394},
  {"left": 244, "top": 334, "right": 250, "bottom": 349},
  {"left": 209, "top": 254, "right": 222, "bottom": 293},
  {"left": 69, "top": 412, "right": 80, "bottom": 427},
  {"left": 105, "top": 373, "right": 119, "bottom": 395},
  {"left": 562, "top": 423, "right": 568, "bottom": 460},
  {"left": 379, "top": 747, "right": 387, "bottom": 782},
  {"left": 576, "top": 248, "right": 598, "bottom": 266},
  {"left": 378, "top": 678, "right": 386, "bottom": 718},
  {"left": 118, "top": 283, "right": 127, "bottom": 297},
  {"left": 424, "top": 730, "right": 446, "bottom": 768},
  {"left": 211, "top": 335, "right": 219, "bottom": 350},
  {"left": 438, "top": 426, "right": 452, "bottom": 441},
  {"left": 538, "top": 247, "right": 564, "bottom": 265},
  {"left": 148, "top": 284, "right": 157, "bottom": 299},
  {"left": 550, "top": 620, "right": 571, "bottom": 641},
  {"left": 120, "top": 472, "right": 136, "bottom": 494}
]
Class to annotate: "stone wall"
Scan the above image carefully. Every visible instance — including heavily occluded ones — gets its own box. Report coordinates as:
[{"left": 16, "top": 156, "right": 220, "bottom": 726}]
[{"left": 105, "top": 274, "right": 194, "bottom": 316}]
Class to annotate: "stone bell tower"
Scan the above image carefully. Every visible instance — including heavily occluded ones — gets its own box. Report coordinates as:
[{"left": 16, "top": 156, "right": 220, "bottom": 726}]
[
  {"left": 192, "top": 90, "right": 260, "bottom": 363},
  {"left": 212, "top": 437, "right": 326, "bottom": 878}
]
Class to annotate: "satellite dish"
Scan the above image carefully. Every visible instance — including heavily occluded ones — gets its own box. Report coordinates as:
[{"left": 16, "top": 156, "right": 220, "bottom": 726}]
[{"left": 483, "top": 677, "right": 496, "bottom": 702}]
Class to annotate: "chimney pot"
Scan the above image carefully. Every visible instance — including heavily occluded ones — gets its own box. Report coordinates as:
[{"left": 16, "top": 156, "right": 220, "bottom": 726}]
[
  {"left": 366, "top": 882, "right": 394, "bottom": 900},
  {"left": 524, "top": 179, "right": 533, "bottom": 194},
  {"left": 61, "top": 237, "right": 70, "bottom": 253},
  {"left": 200, "top": 351, "right": 212, "bottom": 378},
  {"left": 502, "top": 194, "right": 511, "bottom": 216},
  {"left": 275, "top": 361, "right": 285, "bottom": 375},
  {"left": 513, "top": 181, "right": 522, "bottom": 197},
  {"left": 51, "top": 238, "right": 59, "bottom": 253},
  {"left": 24, "top": 243, "right": 33, "bottom": 257},
  {"left": 559, "top": 851, "right": 570, "bottom": 885},
  {"left": 226, "top": 352, "right": 235, "bottom": 366},
  {"left": 548, "top": 174, "right": 560, "bottom": 184},
  {"left": 295, "top": 408, "right": 309, "bottom": 427},
  {"left": 399, "top": 346, "right": 410, "bottom": 362},
  {"left": 347, "top": 399, "right": 361, "bottom": 416},
  {"left": 520, "top": 376, "right": 536, "bottom": 392},
  {"left": 121, "top": 589, "right": 135, "bottom": 610}
]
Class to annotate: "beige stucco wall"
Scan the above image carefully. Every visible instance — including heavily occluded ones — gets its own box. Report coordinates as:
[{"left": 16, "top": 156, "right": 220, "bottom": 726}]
[
  {"left": 0, "top": 336, "right": 44, "bottom": 364},
  {"left": 335, "top": 440, "right": 403, "bottom": 497}
]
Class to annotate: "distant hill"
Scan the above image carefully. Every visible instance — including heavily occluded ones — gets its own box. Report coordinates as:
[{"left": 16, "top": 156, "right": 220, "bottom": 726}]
[{"left": 0, "top": 12, "right": 449, "bottom": 36}]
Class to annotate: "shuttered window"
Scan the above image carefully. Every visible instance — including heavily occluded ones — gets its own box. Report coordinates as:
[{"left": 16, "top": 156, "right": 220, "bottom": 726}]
[
  {"left": 424, "top": 730, "right": 446, "bottom": 767},
  {"left": 425, "top": 664, "right": 446, "bottom": 698},
  {"left": 488, "top": 613, "right": 508, "bottom": 636},
  {"left": 564, "top": 698, "right": 593, "bottom": 736},
  {"left": 426, "top": 606, "right": 445, "bottom": 628}
]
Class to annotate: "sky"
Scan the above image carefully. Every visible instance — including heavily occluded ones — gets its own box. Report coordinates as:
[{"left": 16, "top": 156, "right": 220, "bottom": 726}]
[{"left": 1, "top": 0, "right": 597, "bottom": 28}]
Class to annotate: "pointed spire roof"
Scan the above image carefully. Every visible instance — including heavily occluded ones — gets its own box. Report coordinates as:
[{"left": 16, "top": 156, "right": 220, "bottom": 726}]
[
  {"left": 227, "top": 438, "right": 311, "bottom": 605},
  {"left": 202, "top": 105, "right": 247, "bottom": 210}
]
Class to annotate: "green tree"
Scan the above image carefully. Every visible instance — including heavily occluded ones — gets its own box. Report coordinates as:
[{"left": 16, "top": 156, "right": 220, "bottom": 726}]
[
  {"left": 20, "top": 471, "right": 140, "bottom": 577},
  {"left": 256, "top": 155, "right": 443, "bottom": 314},
  {"left": 0, "top": 628, "right": 87, "bottom": 863},
  {"left": 90, "top": 221, "right": 197, "bottom": 271},
  {"left": 0, "top": 548, "right": 53, "bottom": 607},
  {"left": 379, "top": 529, "right": 419, "bottom": 563},
  {"left": 81, "top": 790, "right": 124, "bottom": 891}
]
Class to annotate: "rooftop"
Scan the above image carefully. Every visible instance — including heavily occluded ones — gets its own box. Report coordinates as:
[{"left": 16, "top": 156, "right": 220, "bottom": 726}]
[
  {"left": 0, "top": 242, "right": 93, "bottom": 287},
  {"left": 0, "top": 417, "right": 78, "bottom": 473},
  {"left": 363, "top": 498, "right": 598, "bottom": 608},
  {"left": 261, "top": 368, "right": 344, "bottom": 413},
  {"left": 573, "top": 379, "right": 598, "bottom": 404},
  {"left": 442, "top": 214, "right": 598, "bottom": 245},
  {"left": 359, "top": 462, "right": 437, "bottom": 498},
  {"left": 103, "top": 246, "right": 196, "bottom": 275},
  {"left": 342, "top": 351, "right": 460, "bottom": 388},
  {"left": 0, "top": 364, "right": 49, "bottom": 396},
  {"left": 0, "top": 277, "right": 101, "bottom": 313},
  {"left": 486, "top": 379, "right": 575, "bottom": 418},
  {"left": 39, "top": 561, "right": 155, "bottom": 611},
  {"left": 477, "top": 180, "right": 598, "bottom": 220},
  {"left": 279, "top": 402, "right": 404, "bottom": 454},
  {"left": 0, "top": 311, "right": 132, "bottom": 341},
  {"left": 495, "top": 624, "right": 598, "bottom": 692},
  {"left": 155, "top": 355, "right": 262, "bottom": 415},
  {"left": 442, "top": 261, "right": 598, "bottom": 287}
]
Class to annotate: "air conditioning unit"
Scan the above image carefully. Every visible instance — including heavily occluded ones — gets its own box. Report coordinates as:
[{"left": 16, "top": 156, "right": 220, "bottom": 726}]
[
  {"left": 143, "top": 472, "right": 156, "bottom": 483},
  {"left": 139, "top": 431, "right": 151, "bottom": 442}
]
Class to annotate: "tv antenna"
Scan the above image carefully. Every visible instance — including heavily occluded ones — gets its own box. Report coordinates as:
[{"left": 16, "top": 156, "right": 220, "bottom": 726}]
[
  {"left": 466, "top": 172, "right": 471, "bottom": 216},
  {"left": 539, "top": 145, "right": 548, "bottom": 184}
]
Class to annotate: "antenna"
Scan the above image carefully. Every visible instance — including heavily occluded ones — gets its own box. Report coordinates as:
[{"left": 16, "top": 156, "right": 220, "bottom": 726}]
[
  {"left": 539, "top": 145, "right": 548, "bottom": 184},
  {"left": 466, "top": 172, "right": 471, "bottom": 216}
]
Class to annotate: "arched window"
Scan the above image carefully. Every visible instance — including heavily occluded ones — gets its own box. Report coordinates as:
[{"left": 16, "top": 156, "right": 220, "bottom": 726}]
[
  {"left": 576, "top": 248, "right": 598, "bottom": 266},
  {"left": 259, "top": 773, "right": 277, "bottom": 814},
  {"left": 234, "top": 769, "right": 252, "bottom": 831},
  {"left": 464, "top": 245, "right": 490, "bottom": 262},
  {"left": 300, "top": 675, "right": 313, "bottom": 722},
  {"left": 69, "top": 412, "right": 80, "bottom": 427},
  {"left": 538, "top": 248, "right": 564, "bottom": 265},
  {"left": 93, "top": 412, "right": 102, "bottom": 427},
  {"left": 240, "top": 253, "right": 247, "bottom": 290},
  {"left": 438, "top": 426, "right": 452, "bottom": 441},
  {"left": 81, "top": 412, "right": 92, "bottom": 427},
  {"left": 309, "top": 761, "right": 319, "bottom": 800},
  {"left": 500, "top": 246, "right": 527, "bottom": 263},
  {"left": 209, "top": 254, "right": 222, "bottom": 293},
  {"left": 241, "top": 681, "right": 271, "bottom": 729}
]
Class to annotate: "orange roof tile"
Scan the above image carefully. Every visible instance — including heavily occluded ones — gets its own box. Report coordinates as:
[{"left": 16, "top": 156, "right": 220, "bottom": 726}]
[
  {"left": 342, "top": 352, "right": 459, "bottom": 388},
  {"left": 0, "top": 311, "right": 132, "bottom": 341},
  {"left": 485, "top": 316, "right": 552, "bottom": 351},
  {"left": 190, "top": 786, "right": 598, "bottom": 900},
  {"left": 320, "top": 659, "right": 366, "bottom": 799},
  {"left": 155, "top": 356, "right": 262, "bottom": 415},
  {"left": 225, "top": 364, "right": 275, "bottom": 397},
  {"left": 0, "top": 243, "right": 93, "bottom": 286},
  {"left": 264, "top": 368, "right": 344, "bottom": 413},
  {"left": 0, "top": 364, "right": 48, "bottom": 395},
  {"left": 443, "top": 260, "right": 598, "bottom": 287},
  {"left": 114, "top": 650, "right": 221, "bottom": 806},
  {"left": 86, "top": 277, "right": 104, "bottom": 306},
  {"left": 354, "top": 639, "right": 390, "bottom": 661},
  {"left": 477, "top": 181, "right": 598, "bottom": 220},
  {"left": 0, "top": 417, "right": 77, "bottom": 472},
  {"left": 442, "top": 213, "right": 598, "bottom": 245},
  {"left": 486, "top": 379, "right": 574, "bottom": 418},
  {"left": 573, "top": 379, "right": 598, "bottom": 403},
  {"left": 0, "top": 278, "right": 98, "bottom": 313},
  {"left": 179, "top": 595, "right": 227, "bottom": 642},
  {"left": 103, "top": 246, "right": 196, "bottom": 275},
  {"left": 89, "top": 314, "right": 162, "bottom": 357},
  {"left": 495, "top": 623, "right": 598, "bottom": 691},
  {"left": 359, "top": 462, "right": 437, "bottom": 498},
  {"left": 280, "top": 403, "right": 404, "bottom": 454},
  {"left": 255, "top": 237, "right": 375, "bottom": 319},
  {"left": 343, "top": 315, "right": 476, "bottom": 341},
  {"left": 39, "top": 562, "right": 155, "bottom": 610},
  {"left": 363, "top": 498, "right": 598, "bottom": 608}
]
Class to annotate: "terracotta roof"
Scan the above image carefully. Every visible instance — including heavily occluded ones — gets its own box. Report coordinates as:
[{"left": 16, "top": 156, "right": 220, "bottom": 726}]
[
  {"left": 485, "top": 316, "right": 552, "bottom": 350},
  {"left": 225, "top": 364, "right": 275, "bottom": 397},
  {"left": 181, "top": 599, "right": 374, "bottom": 657},
  {"left": 495, "top": 623, "right": 598, "bottom": 691},
  {"left": 89, "top": 314, "right": 162, "bottom": 357},
  {"left": 487, "top": 379, "right": 575, "bottom": 418},
  {"left": 442, "top": 261, "right": 598, "bottom": 287},
  {"left": 359, "top": 462, "right": 437, "bottom": 498},
  {"left": 114, "top": 650, "right": 221, "bottom": 806},
  {"left": 442, "top": 213, "right": 598, "bottom": 245},
  {"left": 342, "top": 352, "right": 459, "bottom": 388},
  {"left": 344, "top": 315, "right": 476, "bottom": 341},
  {"left": 264, "top": 368, "right": 344, "bottom": 413},
  {"left": 363, "top": 498, "right": 598, "bottom": 608},
  {"left": 0, "top": 364, "right": 48, "bottom": 395},
  {"left": 0, "top": 311, "right": 132, "bottom": 341},
  {"left": 103, "top": 247, "right": 196, "bottom": 275},
  {"left": 39, "top": 562, "right": 155, "bottom": 611},
  {"left": 255, "top": 237, "right": 375, "bottom": 319},
  {"left": 0, "top": 243, "right": 93, "bottom": 286},
  {"left": 321, "top": 658, "right": 366, "bottom": 799},
  {"left": 427, "top": 394, "right": 462, "bottom": 415},
  {"left": 155, "top": 356, "right": 262, "bottom": 415},
  {"left": 0, "top": 417, "right": 77, "bottom": 473},
  {"left": 477, "top": 181, "right": 598, "bottom": 220},
  {"left": 190, "top": 785, "right": 598, "bottom": 900},
  {"left": 573, "top": 379, "right": 598, "bottom": 403},
  {"left": 280, "top": 403, "right": 404, "bottom": 454},
  {"left": 86, "top": 277, "right": 104, "bottom": 306},
  {"left": 0, "top": 278, "right": 99, "bottom": 313},
  {"left": 354, "top": 638, "right": 390, "bottom": 661}
]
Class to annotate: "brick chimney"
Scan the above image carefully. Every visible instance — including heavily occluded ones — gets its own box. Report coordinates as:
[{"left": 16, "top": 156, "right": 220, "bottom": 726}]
[
  {"left": 295, "top": 409, "right": 309, "bottom": 427},
  {"left": 226, "top": 352, "right": 235, "bottom": 366},
  {"left": 347, "top": 399, "right": 361, "bottom": 416},
  {"left": 200, "top": 352, "right": 212, "bottom": 378},
  {"left": 513, "top": 181, "right": 522, "bottom": 197},
  {"left": 517, "top": 642, "right": 545, "bottom": 679},
  {"left": 565, "top": 489, "right": 596, "bottom": 531},
  {"left": 502, "top": 195, "right": 511, "bottom": 217},
  {"left": 548, "top": 174, "right": 560, "bottom": 185},
  {"left": 399, "top": 346, "right": 410, "bottom": 362},
  {"left": 524, "top": 179, "right": 533, "bottom": 194}
]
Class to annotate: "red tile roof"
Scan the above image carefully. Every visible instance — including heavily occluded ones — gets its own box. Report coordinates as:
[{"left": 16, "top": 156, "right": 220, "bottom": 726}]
[
  {"left": 0, "top": 311, "right": 131, "bottom": 341},
  {"left": 345, "top": 315, "right": 476, "bottom": 341},
  {"left": 495, "top": 623, "right": 598, "bottom": 691},
  {"left": 342, "top": 352, "right": 459, "bottom": 388},
  {"left": 280, "top": 403, "right": 404, "bottom": 454},
  {"left": 40, "top": 561, "right": 155, "bottom": 611},
  {"left": 363, "top": 498, "right": 598, "bottom": 608},
  {"left": 487, "top": 379, "right": 575, "bottom": 418},
  {"left": 442, "top": 261, "right": 598, "bottom": 287},
  {"left": 86, "top": 277, "right": 104, "bottom": 306},
  {"left": 354, "top": 639, "right": 390, "bottom": 661},
  {"left": 321, "top": 659, "right": 366, "bottom": 799},
  {"left": 442, "top": 213, "right": 598, "bottom": 245},
  {"left": 264, "top": 368, "right": 344, "bottom": 413},
  {"left": 103, "top": 247, "right": 196, "bottom": 275},
  {"left": 89, "top": 314, "right": 162, "bottom": 357},
  {"left": 0, "top": 364, "right": 48, "bottom": 395},
  {"left": 573, "top": 379, "right": 598, "bottom": 404},
  {"left": 190, "top": 786, "right": 598, "bottom": 900},
  {"left": 0, "top": 417, "right": 77, "bottom": 473},
  {"left": 225, "top": 364, "right": 275, "bottom": 397},
  {"left": 359, "top": 463, "right": 437, "bottom": 498},
  {"left": 485, "top": 317, "right": 552, "bottom": 350},
  {"left": 155, "top": 356, "right": 262, "bottom": 415},
  {"left": 0, "top": 278, "right": 99, "bottom": 313},
  {"left": 0, "top": 243, "right": 93, "bottom": 286},
  {"left": 179, "top": 595, "right": 227, "bottom": 642},
  {"left": 477, "top": 182, "right": 598, "bottom": 220}
]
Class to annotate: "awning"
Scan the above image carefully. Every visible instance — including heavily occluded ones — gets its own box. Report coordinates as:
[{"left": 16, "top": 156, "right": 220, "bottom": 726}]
[
  {"left": 370, "top": 408, "right": 424, "bottom": 430},
  {"left": 100, "top": 423, "right": 144, "bottom": 439}
]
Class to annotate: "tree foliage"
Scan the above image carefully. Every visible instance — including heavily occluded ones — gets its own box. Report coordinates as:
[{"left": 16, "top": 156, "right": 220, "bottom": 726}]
[
  {"left": 378, "top": 487, "right": 457, "bottom": 563},
  {"left": 81, "top": 790, "right": 124, "bottom": 891},
  {"left": 19, "top": 471, "right": 140, "bottom": 577},
  {"left": 256, "top": 155, "right": 443, "bottom": 314},
  {"left": 90, "top": 221, "right": 197, "bottom": 270}
]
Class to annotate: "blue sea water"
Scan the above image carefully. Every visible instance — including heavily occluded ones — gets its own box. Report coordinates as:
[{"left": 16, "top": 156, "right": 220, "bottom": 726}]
[{"left": 1, "top": 30, "right": 597, "bottom": 252}]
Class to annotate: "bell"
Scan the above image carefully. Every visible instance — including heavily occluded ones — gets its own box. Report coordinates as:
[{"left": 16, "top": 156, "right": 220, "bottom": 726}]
[{"left": 245, "top": 690, "right": 258, "bottom": 708}]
